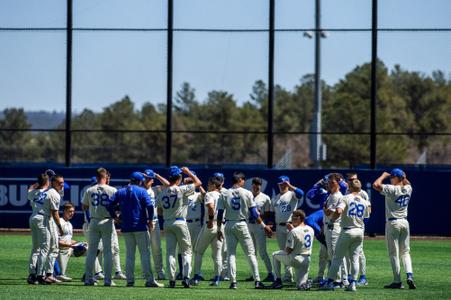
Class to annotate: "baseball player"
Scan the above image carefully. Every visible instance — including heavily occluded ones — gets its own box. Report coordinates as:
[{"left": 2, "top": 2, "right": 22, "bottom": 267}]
[
  {"left": 304, "top": 209, "right": 328, "bottom": 284},
  {"left": 35, "top": 174, "right": 65, "bottom": 284},
  {"left": 108, "top": 171, "right": 163, "bottom": 288},
  {"left": 82, "top": 167, "right": 117, "bottom": 286},
  {"left": 216, "top": 171, "right": 271, "bottom": 289},
  {"left": 27, "top": 173, "right": 50, "bottom": 285},
  {"left": 322, "top": 173, "right": 348, "bottom": 287},
  {"left": 321, "top": 179, "right": 371, "bottom": 292},
  {"left": 142, "top": 169, "right": 170, "bottom": 280},
  {"left": 215, "top": 172, "right": 229, "bottom": 281},
  {"left": 270, "top": 175, "right": 304, "bottom": 282},
  {"left": 245, "top": 177, "right": 274, "bottom": 282},
  {"left": 271, "top": 210, "right": 314, "bottom": 290},
  {"left": 157, "top": 166, "right": 202, "bottom": 288},
  {"left": 345, "top": 172, "right": 370, "bottom": 286},
  {"left": 180, "top": 172, "right": 205, "bottom": 282},
  {"left": 82, "top": 177, "right": 105, "bottom": 281},
  {"left": 192, "top": 176, "right": 222, "bottom": 286},
  {"left": 56, "top": 202, "right": 77, "bottom": 282},
  {"left": 373, "top": 168, "right": 416, "bottom": 289}
]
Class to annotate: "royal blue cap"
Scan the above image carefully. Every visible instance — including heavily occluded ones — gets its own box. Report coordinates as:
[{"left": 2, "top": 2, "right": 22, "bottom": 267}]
[
  {"left": 90, "top": 176, "right": 97, "bottom": 185},
  {"left": 45, "top": 169, "right": 56, "bottom": 177},
  {"left": 143, "top": 169, "right": 155, "bottom": 179},
  {"left": 390, "top": 168, "right": 405, "bottom": 178},
  {"left": 169, "top": 166, "right": 182, "bottom": 177},
  {"left": 131, "top": 171, "right": 145, "bottom": 182},
  {"left": 63, "top": 182, "right": 70, "bottom": 189},
  {"left": 213, "top": 172, "right": 224, "bottom": 178},
  {"left": 278, "top": 175, "right": 290, "bottom": 184}
]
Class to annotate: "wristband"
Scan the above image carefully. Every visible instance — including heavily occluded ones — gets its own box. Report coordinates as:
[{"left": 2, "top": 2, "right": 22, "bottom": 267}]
[{"left": 260, "top": 222, "right": 266, "bottom": 229}]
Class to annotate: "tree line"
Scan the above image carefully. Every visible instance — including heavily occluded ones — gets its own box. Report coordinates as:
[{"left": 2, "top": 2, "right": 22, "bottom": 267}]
[{"left": 1, "top": 61, "right": 450, "bottom": 168}]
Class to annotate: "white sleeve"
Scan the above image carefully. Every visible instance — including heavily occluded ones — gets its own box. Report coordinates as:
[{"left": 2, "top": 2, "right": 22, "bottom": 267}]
[
  {"left": 336, "top": 197, "right": 346, "bottom": 210},
  {"left": 285, "top": 231, "right": 295, "bottom": 249},
  {"left": 180, "top": 184, "right": 195, "bottom": 195},
  {"left": 381, "top": 184, "right": 396, "bottom": 196}
]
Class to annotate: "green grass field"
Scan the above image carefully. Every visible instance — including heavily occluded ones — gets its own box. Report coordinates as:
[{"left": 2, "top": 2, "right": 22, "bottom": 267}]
[{"left": 1, "top": 234, "right": 450, "bottom": 300}]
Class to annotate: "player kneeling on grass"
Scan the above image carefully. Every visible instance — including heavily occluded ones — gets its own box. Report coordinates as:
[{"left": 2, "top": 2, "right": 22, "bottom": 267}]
[
  {"left": 271, "top": 210, "right": 314, "bottom": 291},
  {"left": 56, "top": 203, "right": 85, "bottom": 282},
  {"left": 320, "top": 179, "right": 371, "bottom": 292},
  {"left": 373, "top": 168, "right": 416, "bottom": 290}
]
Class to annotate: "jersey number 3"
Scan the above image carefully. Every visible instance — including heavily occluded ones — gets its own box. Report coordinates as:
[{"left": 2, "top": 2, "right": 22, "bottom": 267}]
[{"left": 162, "top": 195, "right": 177, "bottom": 209}]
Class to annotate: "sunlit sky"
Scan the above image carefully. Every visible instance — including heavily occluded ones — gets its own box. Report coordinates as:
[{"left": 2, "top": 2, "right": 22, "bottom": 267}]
[{"left": 0, "top": 0, "right": 450, "bottom": 112}]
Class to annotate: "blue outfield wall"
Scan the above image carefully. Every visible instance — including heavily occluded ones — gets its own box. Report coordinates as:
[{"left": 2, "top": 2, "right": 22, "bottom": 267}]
[{"left": 0, "top": 166, "right": 450, "bottom": 236}]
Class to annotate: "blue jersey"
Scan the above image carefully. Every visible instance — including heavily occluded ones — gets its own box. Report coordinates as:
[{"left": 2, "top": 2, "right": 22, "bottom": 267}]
[
  {"left": 305, "top": 209, "right": 324, "bottom": 234},
  {"left": 109, "top": 184, "right": 153, "bottom": 232}
]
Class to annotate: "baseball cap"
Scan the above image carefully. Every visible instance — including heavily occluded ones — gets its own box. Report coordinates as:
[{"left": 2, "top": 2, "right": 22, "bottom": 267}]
[
  {"left": 130, "top": 171, "right": 145, "bottom": 182},
  {"left": 143, "top": 169, "right": 155, "bottom": 179},
  {"left": 45, "top": 169, "right": 56, "bottom": 177},
  {"left": 390, "top": 168, "right": 405, "bottom": 178},
  {"left": 89, "top": 176, "right": 97, "bottom": 185},
  {"left": 169, "top": 166, "right": 182, "bottom": 177},
  {"left": 278, "top": 175, "right": 290, "bottom": 184},
  {"left": 213, "top": 172, "right": 224, "bottom": 178}
]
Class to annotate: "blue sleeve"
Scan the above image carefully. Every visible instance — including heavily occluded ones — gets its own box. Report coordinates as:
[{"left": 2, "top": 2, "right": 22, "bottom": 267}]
[
  {"left": 249, "top": 207, "right": 260, "bottom": 220},
  {"left": 305, "top": 216, "right": 321, "bottom": 234},
  {"left": 294, "top": 187, "right": 304, "bottom": 199},
  {"left": 107, "top": 191, "right": 119, "bottom": 218},
  {"left": 85, "top": 210, "right": 91, "bottom": 224},
  {"left": 146, "top": 205, "right": 154, "bottom": 222},
  {"left": 158, "top": 215, "right": 164, "bottom": 229}
]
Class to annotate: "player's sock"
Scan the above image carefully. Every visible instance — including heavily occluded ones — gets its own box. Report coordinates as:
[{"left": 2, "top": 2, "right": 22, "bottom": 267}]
[{"left": 406, "top": 272, "right": 413, "bottom": 279}]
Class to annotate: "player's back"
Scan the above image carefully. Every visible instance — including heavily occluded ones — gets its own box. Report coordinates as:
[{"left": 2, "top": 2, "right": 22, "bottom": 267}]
[
  {"left": 42, "top": 188, "right": 61, "bottom": 217},
  {"left": 288, "top": 225, "right": 314, "bottom": 256},
  {"left": 158, "top": 184, "right": 195, "bottom": 220},
  {"left": 382, "top": 184, "right": 412, "bottom": 220},
  {"left": 339, "top": 194, "right": 371, "bottom": 229},
  {"left": 254, "top": 192, "right": 271, "bottom": 212},
  {"left": 186, "top": 192, "right": 203, "bottom": 220},
  {"left": 221, "top": 187, "right": 254, "bottom": 221},
  {"left": 28, "top": 188, "right": 47, "bottom": 216},
  {"left": 83, "top": 184, "right": 117, "bottom": 219}
]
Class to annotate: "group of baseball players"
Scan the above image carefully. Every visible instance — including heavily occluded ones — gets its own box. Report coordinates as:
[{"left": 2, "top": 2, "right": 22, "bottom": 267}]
[{"left": 26, "top": 166, "right": 416, "bottom": 291}]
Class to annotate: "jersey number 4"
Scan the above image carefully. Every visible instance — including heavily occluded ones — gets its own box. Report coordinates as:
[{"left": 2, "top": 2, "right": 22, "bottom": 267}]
[{"left": 395, "top": 195, "right": 410, "bottom": 207}]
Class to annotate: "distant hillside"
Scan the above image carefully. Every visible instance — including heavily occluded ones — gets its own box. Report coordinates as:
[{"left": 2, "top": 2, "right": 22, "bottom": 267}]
[{"left": 26, "top": 111, "right": 66, "bottom": 129}]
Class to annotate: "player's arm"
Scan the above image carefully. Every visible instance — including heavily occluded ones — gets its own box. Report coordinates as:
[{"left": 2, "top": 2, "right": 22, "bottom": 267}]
[
  {"left": 216, "top": 209, "right": 224, "bottom": 241},
  {"left": 372, "top": 171, "right": 391, "bottom": 192},
  {"left": 141, "top": 191, "right": 154, "bottom": 231},
  {"left": 206, "top": 201, "right": 215, "bottom": 229},
  {"left": 249, "top": 206, "right": 273, "bottom": 237},
  {"left": 51, "top": 209, "right": 64, "bottom": 236},
  {"left": 181, "top": 167, "right": 202, "bottom": 187},
  {"left": 155, "top": 173, "right": 170, "bottom": 187},
  {"left": 285, "top": 181, "right": 304, "bottom": 199},
  {"left": 198, "top": 185, "right": 207, "bottom": 196}
]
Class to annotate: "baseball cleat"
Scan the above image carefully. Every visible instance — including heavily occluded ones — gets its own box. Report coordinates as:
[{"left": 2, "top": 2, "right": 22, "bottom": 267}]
[
  {"left": 357, "top": 276, "right": 368, "bottom": 286},
  {"left": 168, "top": 280, "right": 176, "bottom": 288},
  {"left": 94, "top": 272, "right": 105, "bottom": 280},
  {"left": 345, "top": 281, "right": 357, "bottom": 292},
  {"left": 270, "top": 278, "right": 283, "bottom": 289},
  {"left": 176, "top": 273, "right": 183, "bottom": 280},
  {"left": 27, "top": 274, "right": 38, "bottom": 285},
  {"left": 145, "top": 280, "right": 164, "bottom": 288},
  {"left": 182, "top": 277, "right": 191, "bottom": 288},
  {"left": 114, "top": 272, "right": 127, "bottom": 280},
  {"left": 384, "top": 282, "right": 404, "bottom": 289},
  {"left": 84, "top": 279, "right": 97, "bottom": 286},
  {"left": 255, "top": 281, "right": 266, "bottom": 289},
  {"left": 126, "top": 282, "right": 134, "bottom": 287},
  {"left": 407, "top": 278, "right": 417, "bottom": 289},
  {"left": 104, "top": 281, "right": 117, "bottom": 287},
  {"left": 229, "top": 282, "right": 237, "bottom": 289},
  {"left": 56, "top": 275, "right": 72, "bottom": 282}
]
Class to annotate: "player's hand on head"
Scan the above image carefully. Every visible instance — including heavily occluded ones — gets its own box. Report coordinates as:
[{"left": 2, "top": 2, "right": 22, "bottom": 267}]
[{"left": 181, "top": 167, "right": 190, "bottom": 174}]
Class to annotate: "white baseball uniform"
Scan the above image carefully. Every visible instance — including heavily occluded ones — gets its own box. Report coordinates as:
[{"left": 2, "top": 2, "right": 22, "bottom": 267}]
[
  {"left": 28, "top": 188, "right": 47, "bottom": 275},
  {"left": 272, "top": 224, "right": 314, "bottom": 288},
  {"left": 58, "top": 218, "right": 73, "bottom": 276},
  {"left": 157, "top": 184, "right": 195, "bottom": 281},
  {"left": 327, "top": 194, "right": 371, "bottom": 282},
  {"left": 218, "top": 186, "right": 261, "bottom": 283},
  {"left": 193, "top": 191, "right": 222, "bottom": 278},
  {"left": 147, "top": 186, "right": 165, "bottom": 278},
  {"left": 82, "top": 184, "right": 117, "bottom": 284},
  {"left": 40, "top": 188, "right": 61, "bottom": 276},
  {"left": 271, "top": 190, "right": 301, "bottom": 280},
  {"left": 323, "top": 191, "right": 348, "bottom": 280},
  {"left": 381, "top": 183, "right": 413, "bottom": 283},
  {"left": 248, "top": 192, "right": 272, "bottom": 274}
]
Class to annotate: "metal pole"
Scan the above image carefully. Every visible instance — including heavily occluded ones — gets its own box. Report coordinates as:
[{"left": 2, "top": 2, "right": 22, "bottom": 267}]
[
  {"left": 65, "top": 0, "right": 73, "bottom": 167},
  {"left": 267, "top": 0, "right": 275, "bottom": 169},
  {"left": 370, "top": 0, "right": 378, "bottom": 169},
  {"left": 166, "top": 0, "right": 174, "bottom": 167},
  {"left": 311, "top": 0, "right": 322, "bottom": 168}
]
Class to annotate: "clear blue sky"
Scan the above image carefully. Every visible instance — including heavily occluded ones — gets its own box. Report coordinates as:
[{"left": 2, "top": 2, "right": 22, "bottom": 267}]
[{"left": 0, "top": 0, "right": 450, "bottom": 112}]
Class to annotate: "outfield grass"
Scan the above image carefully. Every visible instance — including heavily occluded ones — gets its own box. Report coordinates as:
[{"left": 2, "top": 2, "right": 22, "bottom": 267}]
[{"left": 1, "top": 234, "right": 450, "bottom": 299}]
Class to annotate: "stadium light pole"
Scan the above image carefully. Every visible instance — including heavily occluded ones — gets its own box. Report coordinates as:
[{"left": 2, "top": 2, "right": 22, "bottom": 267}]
[{"left": 65, "top": 0, "right": 73, "bottom": 167}]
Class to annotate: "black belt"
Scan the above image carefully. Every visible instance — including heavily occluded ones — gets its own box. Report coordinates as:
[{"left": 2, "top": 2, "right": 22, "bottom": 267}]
[
  {"left": 388, "top": 217, "right": 406, "bottom": 221},
  {"left": 278, "top": 222, "right": 292, "bottom": 226},
  {"left": 186, "top": 218, "right": 200, "bottom": 223},
  {"left": 226, "top": 219, "right": 246, "bottom": 222}
]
